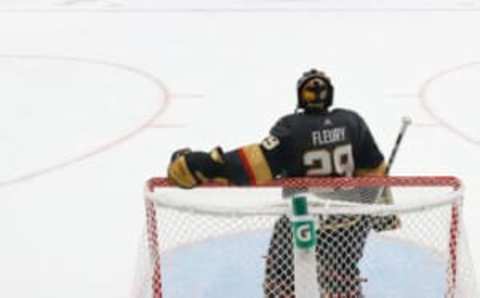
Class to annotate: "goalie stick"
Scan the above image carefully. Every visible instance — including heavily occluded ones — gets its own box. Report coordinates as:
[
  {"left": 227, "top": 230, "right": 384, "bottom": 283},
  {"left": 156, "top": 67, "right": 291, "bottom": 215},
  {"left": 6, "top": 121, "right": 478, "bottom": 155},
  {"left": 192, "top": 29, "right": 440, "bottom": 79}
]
[
  {"left": 373, "top": 116, "right": 412, "bottom": 231},
  {"left": 385, "top": 116, "right": 412, "bottom": 175}
]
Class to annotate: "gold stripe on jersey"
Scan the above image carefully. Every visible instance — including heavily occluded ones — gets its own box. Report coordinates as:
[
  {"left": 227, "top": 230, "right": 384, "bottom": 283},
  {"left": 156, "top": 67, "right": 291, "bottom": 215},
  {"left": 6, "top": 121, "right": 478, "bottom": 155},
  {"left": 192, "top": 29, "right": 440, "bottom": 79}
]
[
  {"left": 240, "top": 144, "right": 273, "bottom": 184},
  {"left": 167, "top": 156, "right": 197, "bottom": 188},
  {"left": 319, "top": 215, "right": 363, "bottom": 231},
  {"left": 354, "top": 161, "right": 387, "bottom": 177},
  {"left": 195, "top": 171, "right": 229, "bottom": 185}
]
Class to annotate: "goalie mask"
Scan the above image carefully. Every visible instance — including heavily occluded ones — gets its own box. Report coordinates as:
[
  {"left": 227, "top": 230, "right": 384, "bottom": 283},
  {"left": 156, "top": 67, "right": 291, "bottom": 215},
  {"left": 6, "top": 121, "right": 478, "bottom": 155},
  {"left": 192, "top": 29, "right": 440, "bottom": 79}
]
[{"left": 297, "top": 69, "right": 334, "bottom": 112}]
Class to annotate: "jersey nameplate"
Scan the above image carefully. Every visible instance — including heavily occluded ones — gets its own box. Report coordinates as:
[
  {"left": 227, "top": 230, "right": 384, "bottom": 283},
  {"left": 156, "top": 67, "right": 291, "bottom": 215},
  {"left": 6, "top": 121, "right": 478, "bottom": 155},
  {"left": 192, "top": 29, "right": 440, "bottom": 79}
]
[{"left": 312, "top": 127, "right": 346, "bottom": 146}]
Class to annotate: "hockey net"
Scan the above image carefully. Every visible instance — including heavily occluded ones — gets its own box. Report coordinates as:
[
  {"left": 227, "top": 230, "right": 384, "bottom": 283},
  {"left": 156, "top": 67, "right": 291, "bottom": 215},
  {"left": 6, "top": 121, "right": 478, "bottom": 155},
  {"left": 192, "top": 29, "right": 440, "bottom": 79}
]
[{"left": 133, "top": 176, "right": 477, "bottom": 298}]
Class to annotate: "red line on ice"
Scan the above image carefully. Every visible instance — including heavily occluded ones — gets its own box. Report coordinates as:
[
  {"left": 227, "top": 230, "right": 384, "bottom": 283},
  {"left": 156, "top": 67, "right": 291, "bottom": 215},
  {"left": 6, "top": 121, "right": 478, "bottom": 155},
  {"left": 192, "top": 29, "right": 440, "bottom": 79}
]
[
  {"left": 0, "top": 55, "right": 172, "bottom": 188},
  {"left": 418, "top": 61, "right": 480, "bottom": 146}
]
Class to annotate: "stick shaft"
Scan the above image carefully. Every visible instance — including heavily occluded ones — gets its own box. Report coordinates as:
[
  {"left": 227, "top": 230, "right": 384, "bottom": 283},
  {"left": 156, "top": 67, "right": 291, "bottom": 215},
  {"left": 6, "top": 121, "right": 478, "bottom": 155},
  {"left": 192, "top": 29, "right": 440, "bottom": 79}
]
[{"left": 385, "top": 119, "right": 411, "bottom": 175}]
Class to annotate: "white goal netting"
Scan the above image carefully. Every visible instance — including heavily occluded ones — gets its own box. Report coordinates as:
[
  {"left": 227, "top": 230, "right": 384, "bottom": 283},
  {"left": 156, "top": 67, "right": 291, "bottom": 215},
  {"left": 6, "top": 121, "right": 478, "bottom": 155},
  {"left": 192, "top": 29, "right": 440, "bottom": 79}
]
[{"left": 134, "top": 176, "right": 477, "bottom": 298}]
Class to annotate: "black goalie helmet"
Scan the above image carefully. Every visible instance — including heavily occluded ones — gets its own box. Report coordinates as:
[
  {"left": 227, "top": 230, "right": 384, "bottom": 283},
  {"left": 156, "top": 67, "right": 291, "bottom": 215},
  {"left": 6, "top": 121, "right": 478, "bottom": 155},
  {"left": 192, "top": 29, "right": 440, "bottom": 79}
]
[{"left": 296, "top": 69, "right": 334, "bottom": 112}]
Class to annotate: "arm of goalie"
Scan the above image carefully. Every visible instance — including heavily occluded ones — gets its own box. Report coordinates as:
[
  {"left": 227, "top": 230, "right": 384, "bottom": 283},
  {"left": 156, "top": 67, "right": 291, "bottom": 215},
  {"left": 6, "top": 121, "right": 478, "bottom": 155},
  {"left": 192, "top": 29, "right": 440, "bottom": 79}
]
[{"left": 372, "top": 187, "right": 401, "bottom": 232}]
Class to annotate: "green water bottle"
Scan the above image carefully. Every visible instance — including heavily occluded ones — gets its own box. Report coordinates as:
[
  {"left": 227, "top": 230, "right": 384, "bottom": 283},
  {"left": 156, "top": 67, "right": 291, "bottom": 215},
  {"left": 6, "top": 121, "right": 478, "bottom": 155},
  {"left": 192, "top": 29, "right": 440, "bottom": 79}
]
[{"left": 291, "top": 196, "right": 316, "bottom": 251}]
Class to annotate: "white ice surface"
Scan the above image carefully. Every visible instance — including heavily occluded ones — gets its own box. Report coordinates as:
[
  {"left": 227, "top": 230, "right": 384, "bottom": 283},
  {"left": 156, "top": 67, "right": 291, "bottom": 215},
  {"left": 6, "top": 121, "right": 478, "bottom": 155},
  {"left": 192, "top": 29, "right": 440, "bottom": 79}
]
[{"left": 0, "top": 2, "right": 479, "bottom": 297}]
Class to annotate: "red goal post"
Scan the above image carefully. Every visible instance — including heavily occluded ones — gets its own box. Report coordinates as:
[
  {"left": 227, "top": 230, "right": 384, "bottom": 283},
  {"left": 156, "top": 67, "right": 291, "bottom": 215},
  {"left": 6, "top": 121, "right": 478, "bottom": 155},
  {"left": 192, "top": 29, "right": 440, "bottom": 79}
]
[
  {"left": 146, "top": 175, "right": 462, "bottom": 190},
  {"left": 135, "top": 176, "right": 477, "bottom": 298}
]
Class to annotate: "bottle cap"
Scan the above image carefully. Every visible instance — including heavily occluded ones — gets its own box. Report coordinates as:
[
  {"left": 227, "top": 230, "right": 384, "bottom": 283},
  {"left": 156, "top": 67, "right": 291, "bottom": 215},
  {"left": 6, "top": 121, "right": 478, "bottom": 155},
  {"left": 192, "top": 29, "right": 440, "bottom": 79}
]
[{"left": 292, "top": 196, "right": 308, "bottom": 216}]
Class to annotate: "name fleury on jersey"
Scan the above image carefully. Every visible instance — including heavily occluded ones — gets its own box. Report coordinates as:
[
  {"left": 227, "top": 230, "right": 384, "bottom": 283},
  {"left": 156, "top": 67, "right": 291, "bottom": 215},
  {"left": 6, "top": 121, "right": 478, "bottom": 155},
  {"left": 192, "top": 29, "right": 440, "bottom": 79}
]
[{"left": 312, "top": 127, "right": 346, "bottom": 146}]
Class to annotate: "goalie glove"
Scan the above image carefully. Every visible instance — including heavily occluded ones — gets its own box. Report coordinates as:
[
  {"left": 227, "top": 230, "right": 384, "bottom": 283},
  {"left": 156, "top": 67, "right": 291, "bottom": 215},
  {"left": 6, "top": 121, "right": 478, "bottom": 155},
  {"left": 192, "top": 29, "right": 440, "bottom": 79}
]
[
  {"left": 167, "top": 148, "right": 196, "bottom": 188},
  {"left": 355, "top": 163, "right": 401, "bottom": 232},
  {"left": 170, "top": 147, "right": 192, "bottom": 163},
  {"left": 372, "top": 187, "right": 401, "bottom": 231},
  {"left": 167, "top": 147, "right": 227, "bottom": 188}
]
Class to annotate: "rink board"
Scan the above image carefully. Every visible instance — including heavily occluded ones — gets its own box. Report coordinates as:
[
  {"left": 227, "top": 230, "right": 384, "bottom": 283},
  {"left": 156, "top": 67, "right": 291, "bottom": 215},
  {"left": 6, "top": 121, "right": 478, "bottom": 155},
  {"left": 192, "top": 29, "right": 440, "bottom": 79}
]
[{"left": 158, "top": 231, "right": 446, "bottom": 298}]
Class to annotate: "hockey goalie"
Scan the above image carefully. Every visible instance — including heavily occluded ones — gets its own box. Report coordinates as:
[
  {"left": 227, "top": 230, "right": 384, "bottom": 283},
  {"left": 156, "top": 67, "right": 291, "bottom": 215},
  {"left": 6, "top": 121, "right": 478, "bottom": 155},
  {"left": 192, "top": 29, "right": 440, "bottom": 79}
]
[{"left": 167, "top": 69, "right": 400, "bottom": 297}]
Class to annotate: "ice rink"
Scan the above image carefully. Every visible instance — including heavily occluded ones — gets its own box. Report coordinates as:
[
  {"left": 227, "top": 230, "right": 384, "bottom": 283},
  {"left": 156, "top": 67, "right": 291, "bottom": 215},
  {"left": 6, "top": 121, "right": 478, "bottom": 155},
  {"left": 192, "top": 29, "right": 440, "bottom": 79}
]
[{"left": 0, "top": 1, "right": 479, "bottom": 297}]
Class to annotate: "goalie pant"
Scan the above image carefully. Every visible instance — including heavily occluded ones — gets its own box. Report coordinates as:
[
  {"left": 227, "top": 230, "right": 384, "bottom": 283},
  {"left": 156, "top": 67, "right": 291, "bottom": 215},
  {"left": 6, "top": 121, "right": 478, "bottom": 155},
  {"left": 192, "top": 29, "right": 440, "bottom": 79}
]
[{"left": 263, "top": 215, "right": 374, "bottom": 298}]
